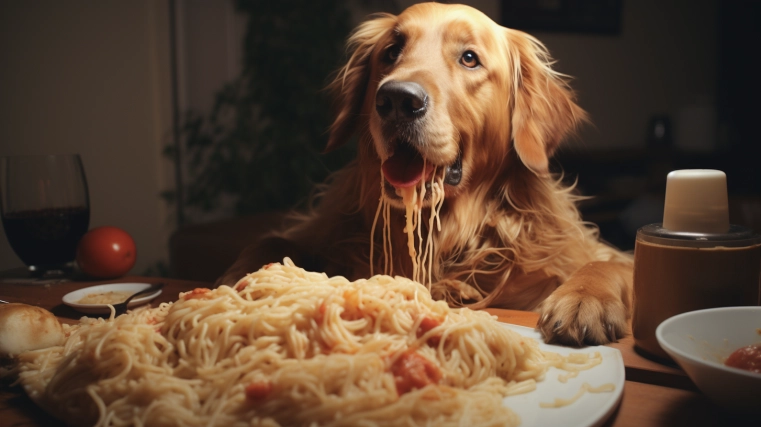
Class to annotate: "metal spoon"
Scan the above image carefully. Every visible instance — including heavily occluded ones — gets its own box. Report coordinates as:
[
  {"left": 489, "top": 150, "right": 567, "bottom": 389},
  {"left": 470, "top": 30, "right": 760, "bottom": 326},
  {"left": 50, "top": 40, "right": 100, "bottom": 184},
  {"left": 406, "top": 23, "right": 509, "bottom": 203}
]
[{"left": 112, "top": 283, "right": 164, "bottom": 316}]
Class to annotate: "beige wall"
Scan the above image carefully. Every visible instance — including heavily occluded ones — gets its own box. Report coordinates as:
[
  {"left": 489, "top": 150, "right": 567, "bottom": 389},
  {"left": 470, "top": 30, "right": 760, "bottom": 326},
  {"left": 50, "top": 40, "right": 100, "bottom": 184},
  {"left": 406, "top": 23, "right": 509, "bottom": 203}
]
[{"left": 0, "top": 0, "right": 174, "bottom": 273}]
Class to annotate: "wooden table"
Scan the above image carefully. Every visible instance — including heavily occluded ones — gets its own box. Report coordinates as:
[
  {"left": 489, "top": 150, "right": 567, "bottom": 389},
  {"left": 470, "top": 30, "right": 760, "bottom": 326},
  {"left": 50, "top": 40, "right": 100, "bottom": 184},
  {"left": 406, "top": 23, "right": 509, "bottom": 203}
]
[{"left": 0, "top": 277, "right": 755, "bottom": 426}]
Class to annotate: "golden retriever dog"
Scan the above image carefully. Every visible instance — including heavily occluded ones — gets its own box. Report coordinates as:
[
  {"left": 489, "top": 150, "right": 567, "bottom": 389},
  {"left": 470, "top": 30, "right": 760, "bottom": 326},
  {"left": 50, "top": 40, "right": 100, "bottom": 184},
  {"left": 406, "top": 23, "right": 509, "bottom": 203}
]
[{"left": 219, "top": 2, "right": 633, "bottom": 346}]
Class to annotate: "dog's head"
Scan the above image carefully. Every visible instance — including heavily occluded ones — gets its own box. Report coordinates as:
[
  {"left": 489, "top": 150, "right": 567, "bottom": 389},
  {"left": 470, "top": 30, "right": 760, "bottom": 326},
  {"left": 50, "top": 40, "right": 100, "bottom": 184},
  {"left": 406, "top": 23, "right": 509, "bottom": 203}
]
[{"left": 326, "top": 3, "right": 586, "bottom": 207}]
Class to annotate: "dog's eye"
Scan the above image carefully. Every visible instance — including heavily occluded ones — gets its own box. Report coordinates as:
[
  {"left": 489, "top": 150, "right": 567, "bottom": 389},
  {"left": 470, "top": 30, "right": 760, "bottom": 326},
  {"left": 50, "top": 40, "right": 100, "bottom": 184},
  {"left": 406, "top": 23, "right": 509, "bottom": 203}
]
[
  {"left": 385, "top": 45, "right": 402, "bottom": 63},
  {"left": 460, "top": 51, "right": 480, "bottom": 68}
]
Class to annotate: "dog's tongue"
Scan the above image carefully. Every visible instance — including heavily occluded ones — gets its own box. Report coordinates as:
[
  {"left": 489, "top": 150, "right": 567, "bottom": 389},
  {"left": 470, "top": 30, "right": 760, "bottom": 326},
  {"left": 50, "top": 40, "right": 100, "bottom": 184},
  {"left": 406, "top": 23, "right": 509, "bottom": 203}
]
[{"left": 382, "top": 144, "right": 432, "bottom": 188}]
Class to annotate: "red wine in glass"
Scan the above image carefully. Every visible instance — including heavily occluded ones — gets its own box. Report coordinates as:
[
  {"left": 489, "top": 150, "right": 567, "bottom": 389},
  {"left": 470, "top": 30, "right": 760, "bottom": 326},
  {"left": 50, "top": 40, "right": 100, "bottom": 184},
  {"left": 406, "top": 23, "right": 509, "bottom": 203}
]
[{"left": 1, "top": 155, "right": 90, "bottom": 277}]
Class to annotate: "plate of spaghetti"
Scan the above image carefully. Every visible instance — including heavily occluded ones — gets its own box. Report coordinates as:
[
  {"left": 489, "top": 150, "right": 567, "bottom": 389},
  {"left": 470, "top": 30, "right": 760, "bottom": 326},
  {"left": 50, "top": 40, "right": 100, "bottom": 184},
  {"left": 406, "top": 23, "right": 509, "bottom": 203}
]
[{"left": 12, "top": 259, "right": 623, "bottom": 427}]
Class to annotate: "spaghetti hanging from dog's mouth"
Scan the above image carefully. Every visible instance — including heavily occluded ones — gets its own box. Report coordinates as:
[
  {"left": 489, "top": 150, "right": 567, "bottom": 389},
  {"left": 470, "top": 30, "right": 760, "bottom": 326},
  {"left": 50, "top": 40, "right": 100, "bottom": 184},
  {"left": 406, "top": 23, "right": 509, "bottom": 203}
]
[
  {"left": 373, "top": 141, "right": 459, "bottom": 286},
  {"left": 372, "top": 162, "right": 446, "bottom": 286},
  {"left": 381, "top": 141, "right": 462, "bottom": 191}
]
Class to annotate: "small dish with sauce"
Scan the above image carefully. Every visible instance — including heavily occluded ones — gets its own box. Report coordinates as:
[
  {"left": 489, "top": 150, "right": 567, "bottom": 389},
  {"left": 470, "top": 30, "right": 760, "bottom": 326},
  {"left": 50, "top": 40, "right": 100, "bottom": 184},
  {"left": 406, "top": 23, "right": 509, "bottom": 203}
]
[
  {"left": 656, "top": 306, "right": 761, "bottom": 414},
  {"left": 63, "top": 283, "right": 162, "bottom": 315}
]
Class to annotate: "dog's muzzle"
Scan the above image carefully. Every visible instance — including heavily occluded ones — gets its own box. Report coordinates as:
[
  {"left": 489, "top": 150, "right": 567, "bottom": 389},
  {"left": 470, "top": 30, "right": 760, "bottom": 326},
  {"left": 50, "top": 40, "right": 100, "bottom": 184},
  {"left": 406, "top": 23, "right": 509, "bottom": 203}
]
[{"left": 375, "top": 81, "right": 462, "bottom": 189}]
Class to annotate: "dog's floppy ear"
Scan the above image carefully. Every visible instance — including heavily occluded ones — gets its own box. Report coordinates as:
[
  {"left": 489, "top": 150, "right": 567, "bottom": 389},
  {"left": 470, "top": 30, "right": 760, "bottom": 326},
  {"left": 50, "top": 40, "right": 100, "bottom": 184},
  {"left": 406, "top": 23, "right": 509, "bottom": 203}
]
[
  {"left": 324, "top": 14, "right": 396, "bottom": 153},
  {"left": 505, "top": 29, "right": 587, "bottom": 173}
]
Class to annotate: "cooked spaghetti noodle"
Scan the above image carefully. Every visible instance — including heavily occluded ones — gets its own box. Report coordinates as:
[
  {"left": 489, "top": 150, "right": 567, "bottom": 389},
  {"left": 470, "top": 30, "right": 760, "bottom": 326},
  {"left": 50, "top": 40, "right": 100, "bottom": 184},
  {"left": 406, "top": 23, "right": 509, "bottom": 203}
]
[
  {"left": 13, "top": 260, "right": 605, "bottom": 427},
  {"left": 371, "top": 163, "right": 446, "bottom": 286}
]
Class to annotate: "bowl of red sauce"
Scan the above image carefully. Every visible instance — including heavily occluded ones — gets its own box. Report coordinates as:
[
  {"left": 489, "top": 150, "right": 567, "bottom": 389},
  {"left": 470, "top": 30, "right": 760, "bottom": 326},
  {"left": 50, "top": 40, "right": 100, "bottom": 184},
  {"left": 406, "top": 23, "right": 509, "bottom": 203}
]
[{"left": 656, "top": 306, "right": 761, "bottom": 414}]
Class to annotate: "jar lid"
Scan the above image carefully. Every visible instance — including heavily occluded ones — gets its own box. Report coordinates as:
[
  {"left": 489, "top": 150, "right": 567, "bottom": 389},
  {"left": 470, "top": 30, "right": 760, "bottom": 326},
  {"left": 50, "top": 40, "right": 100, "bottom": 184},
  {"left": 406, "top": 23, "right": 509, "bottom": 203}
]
[{"left": 637, "top": 223, "right": 761, "bottom": 248}]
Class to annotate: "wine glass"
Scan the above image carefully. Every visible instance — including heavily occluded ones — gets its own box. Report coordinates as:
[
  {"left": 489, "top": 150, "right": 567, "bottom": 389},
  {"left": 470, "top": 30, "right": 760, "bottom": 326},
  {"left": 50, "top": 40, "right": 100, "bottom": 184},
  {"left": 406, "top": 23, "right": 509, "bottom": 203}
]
[{"left": 1, "top": 154, "right": 90, "bottom": 278}]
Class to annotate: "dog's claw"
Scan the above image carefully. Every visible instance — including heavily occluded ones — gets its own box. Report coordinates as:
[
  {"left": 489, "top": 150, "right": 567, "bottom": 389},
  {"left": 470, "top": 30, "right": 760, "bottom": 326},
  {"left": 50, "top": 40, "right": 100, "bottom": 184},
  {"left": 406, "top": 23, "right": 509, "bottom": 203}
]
[
  {"left": 606, "top": 323, "right": 617, "bottom": 343},
  {"left": 553, "top": 320, "right": 562, "bottom": 332},
  {"left": 575, "top": 334, "right": 584, "bottom": 347}
]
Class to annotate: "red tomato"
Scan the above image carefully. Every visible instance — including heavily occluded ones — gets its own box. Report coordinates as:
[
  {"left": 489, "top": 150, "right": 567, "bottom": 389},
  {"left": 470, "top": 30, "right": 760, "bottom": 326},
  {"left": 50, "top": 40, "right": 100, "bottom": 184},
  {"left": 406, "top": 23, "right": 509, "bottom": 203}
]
[{"left": 76, "top": 226, "right": 137, "bottom": 279}]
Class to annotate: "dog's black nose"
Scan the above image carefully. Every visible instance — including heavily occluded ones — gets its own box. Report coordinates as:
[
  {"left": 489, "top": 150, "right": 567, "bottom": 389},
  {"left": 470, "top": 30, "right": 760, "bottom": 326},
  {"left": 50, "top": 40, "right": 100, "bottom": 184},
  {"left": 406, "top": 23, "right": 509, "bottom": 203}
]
[{"left": 375, "top": 81, "right": 427, "bottom": 121}]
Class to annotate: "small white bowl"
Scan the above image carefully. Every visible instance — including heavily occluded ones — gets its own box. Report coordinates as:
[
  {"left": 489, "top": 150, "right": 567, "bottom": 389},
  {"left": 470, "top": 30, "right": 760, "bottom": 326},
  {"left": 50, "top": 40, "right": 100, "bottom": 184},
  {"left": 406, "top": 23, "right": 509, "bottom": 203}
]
[
  {"left": 656, "top": 306, "right": 761, "bottom": 414},
  {"left": 63, "top": 283, "right": 162, "bottom": 315}
]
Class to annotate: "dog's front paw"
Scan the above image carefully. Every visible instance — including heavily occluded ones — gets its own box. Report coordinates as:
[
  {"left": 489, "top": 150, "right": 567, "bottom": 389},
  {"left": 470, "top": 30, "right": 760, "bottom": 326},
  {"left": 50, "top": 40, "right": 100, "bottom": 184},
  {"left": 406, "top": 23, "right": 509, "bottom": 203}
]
[{"left": 536, "top": 283, "right": 627, "bottom": 346}]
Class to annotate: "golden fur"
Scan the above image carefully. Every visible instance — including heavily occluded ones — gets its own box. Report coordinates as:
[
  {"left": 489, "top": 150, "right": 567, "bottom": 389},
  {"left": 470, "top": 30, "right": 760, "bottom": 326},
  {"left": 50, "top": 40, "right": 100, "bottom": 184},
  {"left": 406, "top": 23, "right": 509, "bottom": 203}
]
[{"left": 220, "top": 3, "right": 633, "bottom": 346}]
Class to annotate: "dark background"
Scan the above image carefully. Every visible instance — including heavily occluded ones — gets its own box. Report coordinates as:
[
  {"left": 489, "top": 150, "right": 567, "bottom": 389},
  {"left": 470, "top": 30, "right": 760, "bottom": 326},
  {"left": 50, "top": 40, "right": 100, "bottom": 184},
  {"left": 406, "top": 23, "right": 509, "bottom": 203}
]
[{"left": 550, "top": 1, "right": 761, "bottom": 250}]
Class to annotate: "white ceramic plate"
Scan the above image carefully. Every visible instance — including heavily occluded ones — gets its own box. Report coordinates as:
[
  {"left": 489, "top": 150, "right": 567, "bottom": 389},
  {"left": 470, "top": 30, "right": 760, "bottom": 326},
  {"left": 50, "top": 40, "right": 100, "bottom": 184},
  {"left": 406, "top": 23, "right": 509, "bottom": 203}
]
[
  {"left": 502, "top": 324, "right": 625, "bottom": 427},
  {"left": 62, "top": 283, "right": 162, "bottom": 315},
  {"left": 656, "top": 306, "right": 761, "bottom": 414}
]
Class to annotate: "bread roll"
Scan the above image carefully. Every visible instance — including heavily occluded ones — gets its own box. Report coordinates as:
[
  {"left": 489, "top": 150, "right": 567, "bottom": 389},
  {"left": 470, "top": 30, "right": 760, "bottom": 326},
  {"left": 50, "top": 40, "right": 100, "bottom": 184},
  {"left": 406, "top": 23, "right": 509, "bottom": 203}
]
[{"left": 0, "top": 303, "right": 64, "bottom": 357}]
